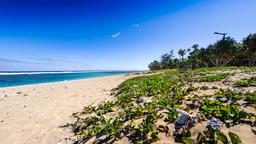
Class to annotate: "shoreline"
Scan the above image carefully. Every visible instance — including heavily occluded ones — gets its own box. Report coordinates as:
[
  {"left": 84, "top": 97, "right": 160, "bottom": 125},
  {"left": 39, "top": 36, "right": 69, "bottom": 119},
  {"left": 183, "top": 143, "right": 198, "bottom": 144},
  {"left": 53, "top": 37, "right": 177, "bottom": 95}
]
[
  {"left": 0, "top": 73, "right": 130, "bottom": 89},
  {"left": 0, "top": 73, "right": 135, "bottom": 144}
]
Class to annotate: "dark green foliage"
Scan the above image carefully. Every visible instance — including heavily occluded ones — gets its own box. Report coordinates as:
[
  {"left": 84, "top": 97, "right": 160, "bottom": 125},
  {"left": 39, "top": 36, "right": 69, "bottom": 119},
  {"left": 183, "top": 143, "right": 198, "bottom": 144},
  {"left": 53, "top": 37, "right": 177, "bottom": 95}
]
[
  {"left": 234, "top": 77, "right": 256, "bottom": 87},
  {"left": 245, "top": 92, "right": 256, "bottom": 104},
  {"left": 195, "top": 130, "right": 239, "bottom": 144},
  {"left": 148, "top": 60, "right": 161, "bottom": 70},
  {"left": 96, "top": 101, "right": 115, "bottom": 116},
  {"left": 118, "top": 74, "right": 173, "bottom": 98},
  {"left": 160, "top": 50, "right": 177, "bottom": 69},
  {"left": 206, "top": 37, "right": 240, "bottom": 67},
  {"left": 148, "top": 32, "right": 256, "bottom": 70},
  {"left": 229, "top": 132, "right": 242, "bottom": 144},
  {"left": 182, "top": 137, "right": 193, "bottom": 144},
  {"left": 186, "top": 83, "right": 198, "bottom": 92},
  {"left": 215, "top": 89, "right": 244, "bottom": 101},
  {"left": 234, "top": 80, "right": 250, "bottom": 87},
  {"left": 200, "top": 99, "right": 248, "bottom": 126},
  {"left": 243, "top": 33, "right": 256, "bottom": 66},
  {"left": 200, "top": 73, "right": 233, "bottom": 82},
  {"left": 182, "top": 128, "right": 242, "bottom": 144}
]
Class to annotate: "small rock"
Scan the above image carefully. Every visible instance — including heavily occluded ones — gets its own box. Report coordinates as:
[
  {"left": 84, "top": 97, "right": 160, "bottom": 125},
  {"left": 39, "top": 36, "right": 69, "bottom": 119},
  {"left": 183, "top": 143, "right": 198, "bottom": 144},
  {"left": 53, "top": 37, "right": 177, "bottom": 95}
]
[
  {"left": 222, "top": 79, "right": 229, "bottom": 85},
  {"left": 228, "top": 87, "right": 234, "bottom": 91},
  {"left": 252, "top": 127, "right": 256, "bottom": 135},
  {"left": 249, "top": 90, "right": 255, "bottom": 93},
  {"left": 16, "top": 92, "right": 22, "bottom": 94},
  {"left": 176, "top": 109, "right": 191, "bottom": 125},
  {"left": 236, "top": 100, "right": 246, "bottom": 106},
  {"left": 136, "top": 96, "right": 147, "bottom": 104},
  {"left": 117, "top": 109, "right": 124, "bottom": 114},
  {"left": 189, "top": 113, "right": 205, "bottom": 128},
  {"left": 207, "top": 117, "right": 223, "bottom": 131},
  {"left": 217, "top": 96, "right": 230, "bottom": 103},
  {"left": 198, "top": 99, "right": 203, "bottom": 105}
]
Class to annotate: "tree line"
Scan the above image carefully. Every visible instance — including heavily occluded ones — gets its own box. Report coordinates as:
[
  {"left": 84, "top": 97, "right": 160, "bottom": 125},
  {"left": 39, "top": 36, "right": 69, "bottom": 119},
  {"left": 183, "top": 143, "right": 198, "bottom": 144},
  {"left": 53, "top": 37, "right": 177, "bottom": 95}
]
[{"left": 148, "top": 33, "right": 256, "bottom": 70}]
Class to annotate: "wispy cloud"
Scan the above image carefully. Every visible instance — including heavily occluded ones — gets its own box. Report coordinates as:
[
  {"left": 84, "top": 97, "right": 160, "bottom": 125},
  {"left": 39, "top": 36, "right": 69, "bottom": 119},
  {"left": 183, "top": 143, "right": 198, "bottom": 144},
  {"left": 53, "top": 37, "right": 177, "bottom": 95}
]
[
  {"left": 29, "top": 56, "right": 79, "bottom": 64},
  {"left": 0, "top": 57, "right": 95, "bottom": 71},
  {"left": 0, "top": 58, "right": 42, "bottom": 64},
  {"left": 132, "top": 24, "right": 140, "bottom": 27},
  {"left": 29, "top": 56, "right": 94, "bottom": 69},
  {"left": 111, "top": 24, "right": 139, "bottom": 39},
  {"left": 112, "top": 32, "right": 121, "bottom": 38}
]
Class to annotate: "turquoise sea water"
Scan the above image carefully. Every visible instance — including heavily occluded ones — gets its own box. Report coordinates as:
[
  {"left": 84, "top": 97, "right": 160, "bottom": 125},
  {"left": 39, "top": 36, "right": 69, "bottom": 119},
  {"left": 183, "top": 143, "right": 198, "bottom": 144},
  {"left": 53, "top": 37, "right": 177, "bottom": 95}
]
[{"left": 0, "top": 71, "right": 132, "bottom": 88}]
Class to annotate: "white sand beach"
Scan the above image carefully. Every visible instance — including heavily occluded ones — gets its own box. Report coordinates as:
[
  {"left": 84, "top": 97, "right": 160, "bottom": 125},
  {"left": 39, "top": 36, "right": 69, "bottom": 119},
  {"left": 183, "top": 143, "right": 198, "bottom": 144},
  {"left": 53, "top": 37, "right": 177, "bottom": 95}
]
[{"left": 0, "top": 74, "right": 134, "bottom": 144}]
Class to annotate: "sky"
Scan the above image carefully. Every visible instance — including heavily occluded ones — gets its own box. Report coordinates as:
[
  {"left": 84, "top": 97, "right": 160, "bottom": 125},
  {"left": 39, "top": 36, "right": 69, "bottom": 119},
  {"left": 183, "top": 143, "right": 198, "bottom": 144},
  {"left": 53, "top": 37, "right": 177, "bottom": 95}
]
[{"left": 0, "top": 0, "right": 256, "bottom": 71}]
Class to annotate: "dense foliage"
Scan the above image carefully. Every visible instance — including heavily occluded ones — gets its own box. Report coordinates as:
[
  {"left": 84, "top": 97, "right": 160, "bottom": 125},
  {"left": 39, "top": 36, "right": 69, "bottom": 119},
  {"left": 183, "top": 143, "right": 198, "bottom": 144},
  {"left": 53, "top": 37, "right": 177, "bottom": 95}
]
[{"left": 148, "top": 33, "right": 256, "bottom": 70}]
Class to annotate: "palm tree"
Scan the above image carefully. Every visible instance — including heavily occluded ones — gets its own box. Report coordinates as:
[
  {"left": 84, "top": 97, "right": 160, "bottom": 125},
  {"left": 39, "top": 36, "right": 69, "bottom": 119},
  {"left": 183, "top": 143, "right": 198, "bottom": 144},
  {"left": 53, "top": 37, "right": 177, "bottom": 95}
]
[
  {"left": 178, "top": 49, "right": 186, "bottom": 63},
  {"left": 207, "top": 37, "right": 239, "bottom": 66},
  {"left": 178, "top": 49, "right": 186, "bottom": 68},
  {"left": 243, "top": 33, "right": 256, "bottom": 66},
  {"left": 188, "top": 44, "right": 209, "bottom": 68}
]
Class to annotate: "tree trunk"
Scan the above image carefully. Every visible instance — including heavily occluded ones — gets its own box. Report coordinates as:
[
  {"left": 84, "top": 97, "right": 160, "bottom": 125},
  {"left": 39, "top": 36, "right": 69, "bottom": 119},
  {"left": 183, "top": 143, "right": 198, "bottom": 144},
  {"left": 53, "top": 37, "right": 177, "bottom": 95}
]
[{"left": 222, "top": 56, "right": 235, "bottom": 66}]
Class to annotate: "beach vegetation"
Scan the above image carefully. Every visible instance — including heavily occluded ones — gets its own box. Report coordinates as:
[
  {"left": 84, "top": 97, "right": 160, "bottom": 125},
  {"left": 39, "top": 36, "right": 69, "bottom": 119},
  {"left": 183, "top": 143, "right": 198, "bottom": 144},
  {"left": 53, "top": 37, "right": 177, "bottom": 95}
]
[
  {"left": 234, "top": 76, "right": 256, "bottom": 87},
  {"left": 200, "top": 98, "right": 248, "bottom": 126},
  {"left": 234, "top": 80, "right": 250, "bottom": 87},
  {"left": 183, "top": 130, "right": 241, "bottom": 144},
  {"left": 245, "top": 92, "right": 256, "bottom": 104},
  {"left": 63, "top": 67, "right": 256, "bottom": 143},
  {"left": 200, "top": 73, "right": 233, "bottom": 82}
]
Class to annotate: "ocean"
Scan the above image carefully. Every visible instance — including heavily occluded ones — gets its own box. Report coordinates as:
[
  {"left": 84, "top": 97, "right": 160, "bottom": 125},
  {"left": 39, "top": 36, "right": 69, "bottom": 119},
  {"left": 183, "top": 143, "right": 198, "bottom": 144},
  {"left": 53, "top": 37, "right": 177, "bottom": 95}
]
[{"left": 0, "top": 71, "right": 132, "bottom": 88}]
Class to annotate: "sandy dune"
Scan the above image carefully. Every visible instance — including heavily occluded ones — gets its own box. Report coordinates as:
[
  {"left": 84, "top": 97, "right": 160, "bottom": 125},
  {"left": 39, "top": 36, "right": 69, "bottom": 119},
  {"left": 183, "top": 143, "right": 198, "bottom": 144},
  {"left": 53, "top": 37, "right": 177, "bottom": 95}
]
[{"left": 0, "top": 74, "right": 133, "bottom": 144}]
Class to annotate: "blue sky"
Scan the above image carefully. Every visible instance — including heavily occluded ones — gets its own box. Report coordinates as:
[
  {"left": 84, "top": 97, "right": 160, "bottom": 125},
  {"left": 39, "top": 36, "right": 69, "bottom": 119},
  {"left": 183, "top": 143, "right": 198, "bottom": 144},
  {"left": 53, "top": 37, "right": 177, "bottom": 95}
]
[{"left": 0, "top": 0, "right": 256, "bottom": 71}]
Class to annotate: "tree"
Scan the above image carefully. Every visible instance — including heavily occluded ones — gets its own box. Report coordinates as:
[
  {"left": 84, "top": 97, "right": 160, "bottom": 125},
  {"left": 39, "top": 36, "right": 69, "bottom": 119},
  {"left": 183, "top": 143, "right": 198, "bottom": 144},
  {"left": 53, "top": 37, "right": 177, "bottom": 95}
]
[
  {"left": 206, "top": 37, "right": 239, "bottom": 66},
  {"left": 178, "top": 49, "right": 186, "bottom": 61},
  {"left": 243, "top": 33, "right": 256, "bottom": 66},
  {"left": 148, "top": 60, "right": 161, "bottom": 70},
  {"left": 188, "top": 44, "right": 209, "bottom": 68},
  {"left": 160, "top": 50, "right": 175, "bottom": 69},
  {"left": 147, "top": 32, "right": 256, "bottom": 70},
  {"left": 178, "top": 49, "right": 186, "bottom": 67}
]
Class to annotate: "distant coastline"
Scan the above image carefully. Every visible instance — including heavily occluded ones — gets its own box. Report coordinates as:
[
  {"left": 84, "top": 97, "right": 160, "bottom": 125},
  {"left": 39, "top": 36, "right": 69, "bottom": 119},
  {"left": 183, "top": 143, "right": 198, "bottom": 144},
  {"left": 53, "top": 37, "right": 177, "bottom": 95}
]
[
  {"left": 0, "top": 70, "right": 138, "bottom": 88},
  {"left": 0, "top": 70, "right": 137, "bottom": 75}
]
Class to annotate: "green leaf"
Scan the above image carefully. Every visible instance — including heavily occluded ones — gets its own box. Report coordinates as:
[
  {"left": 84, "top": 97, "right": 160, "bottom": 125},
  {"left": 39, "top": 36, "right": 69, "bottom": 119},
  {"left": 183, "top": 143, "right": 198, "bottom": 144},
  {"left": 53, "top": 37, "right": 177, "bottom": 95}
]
[
  {"left": 238, "top": 110, "right": 247, "bottom": 119},
  {"left": 150, "top": 132, "right": 158, "bottom": 141},
  {"left": 229, "top": 132, "right": 242, "bottom": 144},
  {"left": 185, "top": 129, "right": 192, "bottom": 137},
  {"left": 197, "top": 132, "right": 206, "bottom": 144},
  {"left": 215, "top": 132, "right": 228, "bottom": 143},
  {"left": 182, "top": 137, "right": 193, "bottom": 144},
  {"left": 157, "top": 125, "right": 165, "bottom": 132}
]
